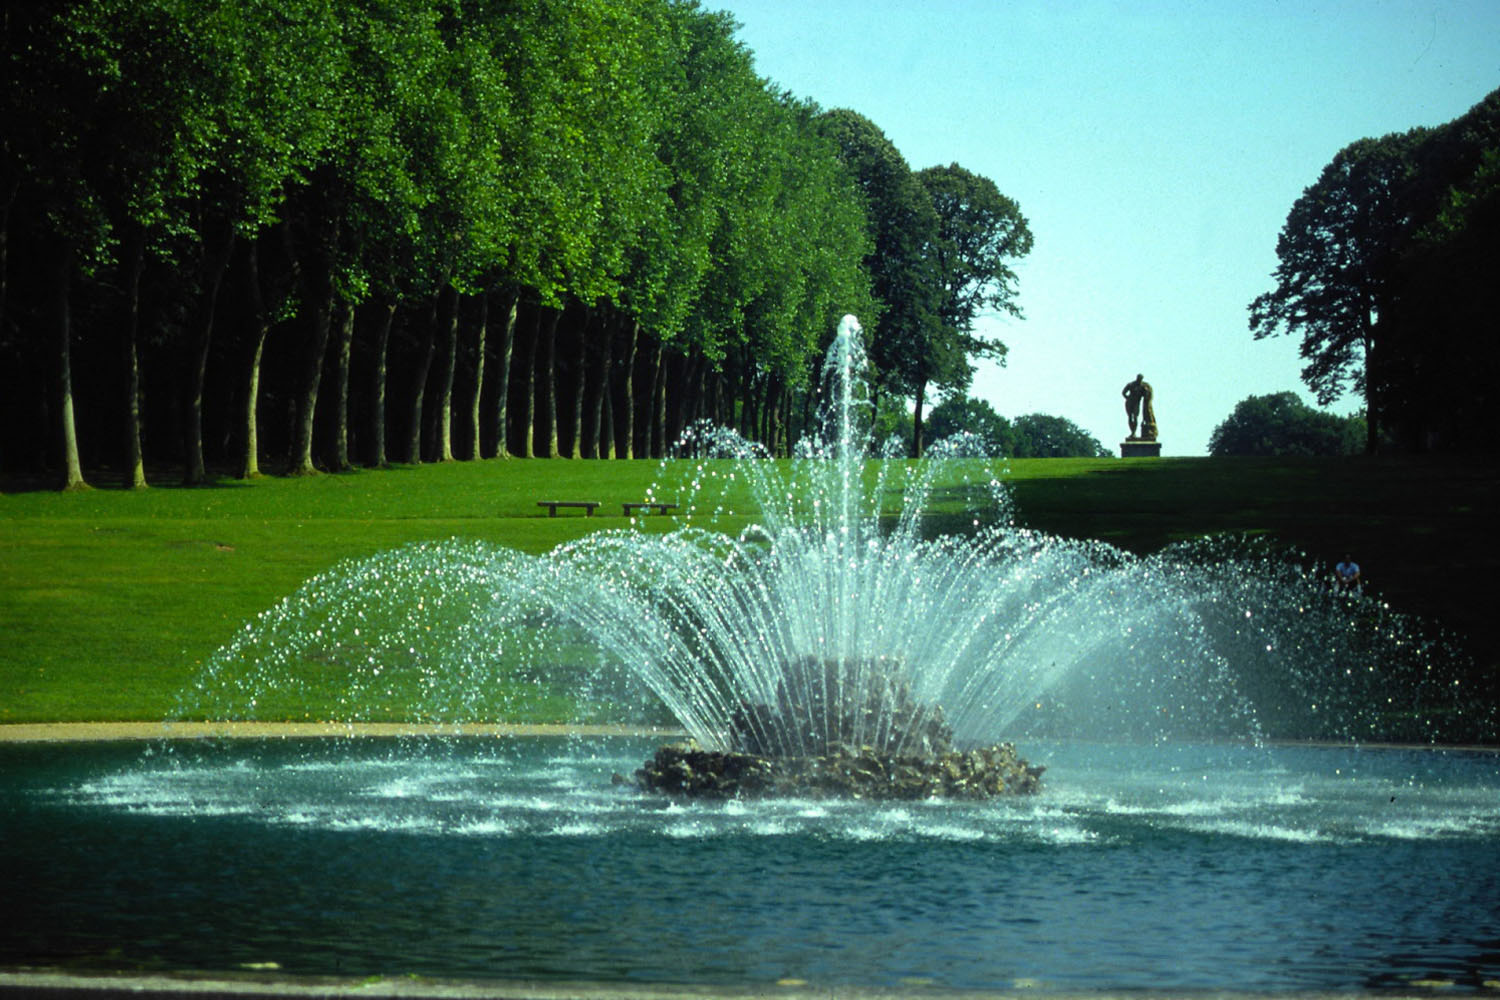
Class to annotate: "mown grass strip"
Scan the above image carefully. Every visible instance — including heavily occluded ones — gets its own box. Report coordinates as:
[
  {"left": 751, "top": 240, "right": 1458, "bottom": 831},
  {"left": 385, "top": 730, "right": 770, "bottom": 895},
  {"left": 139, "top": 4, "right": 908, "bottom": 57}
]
[{"left": 3, "top": 456, "right": 1496, "bottom": 723}]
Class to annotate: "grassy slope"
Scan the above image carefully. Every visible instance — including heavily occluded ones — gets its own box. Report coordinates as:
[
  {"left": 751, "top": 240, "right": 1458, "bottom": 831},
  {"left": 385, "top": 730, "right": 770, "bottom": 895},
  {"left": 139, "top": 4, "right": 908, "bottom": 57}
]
[{"left": 2, "top": 455, "right": 1496, "bottom": 723}]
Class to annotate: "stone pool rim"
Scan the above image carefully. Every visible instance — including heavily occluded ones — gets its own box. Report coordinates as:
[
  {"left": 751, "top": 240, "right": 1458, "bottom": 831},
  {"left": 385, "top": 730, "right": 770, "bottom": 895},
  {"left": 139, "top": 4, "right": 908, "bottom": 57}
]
[
  {"left": 1, "top": 722, "right": 1493, "bottom": 752},
  {"left": 1, "top": 968, "right": 1484, "bottom": 999},
  {"left": 0, "top": 722, "right": 688, "bottom": 742}
]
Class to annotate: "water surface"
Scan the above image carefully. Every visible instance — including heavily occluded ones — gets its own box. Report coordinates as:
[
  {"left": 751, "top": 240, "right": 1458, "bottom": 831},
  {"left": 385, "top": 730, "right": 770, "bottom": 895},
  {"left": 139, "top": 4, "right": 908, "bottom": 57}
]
[{"left": 4, "top": 736, "right": 1498, "bottom": 992}]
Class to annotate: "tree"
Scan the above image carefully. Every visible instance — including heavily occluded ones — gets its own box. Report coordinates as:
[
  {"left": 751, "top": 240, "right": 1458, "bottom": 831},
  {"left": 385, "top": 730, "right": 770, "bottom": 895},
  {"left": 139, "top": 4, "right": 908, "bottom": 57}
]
[
  {"left": 1249, "top": 131, "right": 1425, "bottom": 453},
  {"left": 924, "top": 395, "right": 1014, "bottom": 456},
  {"left": 1207, "top": 392, "right": 1362, "bottom": 457},
  {"left": 1011, "top": 413, "right": 1110, "bottom": 458},
  {"left": 818, "top": 109, "right": 942, "bottom": 454},
  {"left": 913, "top": 164, "right": 1032, "bottom": 455},
  {"left": 0, "top": 0, "right": 895, "bottom": 478},
  {"left": 1379, "top": 90, "right": 1500, "bottom": 452}
]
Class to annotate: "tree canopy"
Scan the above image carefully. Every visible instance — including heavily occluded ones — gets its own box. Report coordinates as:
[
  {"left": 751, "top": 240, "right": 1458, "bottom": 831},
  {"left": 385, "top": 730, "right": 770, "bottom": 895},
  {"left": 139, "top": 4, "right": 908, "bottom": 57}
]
[
  {"left": 815, "top": 115, "right": 1033, "bottom": 458},
  {"left": 924, "top": 395, "right": 1015, "bottom": 457},
  {"left": 1250, "top": 87, "right": 1500, "bottom": 454},
  {"left": 0, "top": 0, "right": 1030, "bottom": 486},
  {"left": 1010, "top": 414, "right": 1111, "bottom": 459},
  {"left": 1207, "top": 392, "right": 1363, "bottom": 457}
]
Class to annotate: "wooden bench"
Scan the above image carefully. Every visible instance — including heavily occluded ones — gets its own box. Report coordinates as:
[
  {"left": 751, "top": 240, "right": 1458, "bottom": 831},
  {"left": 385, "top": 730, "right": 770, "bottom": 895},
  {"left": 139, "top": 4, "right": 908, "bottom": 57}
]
[
  {"left": 537, "top": 500, "right": 600, "bottom": 517},
  {"left": 622, "top": 501, "right": 679, "bottom": 516}
]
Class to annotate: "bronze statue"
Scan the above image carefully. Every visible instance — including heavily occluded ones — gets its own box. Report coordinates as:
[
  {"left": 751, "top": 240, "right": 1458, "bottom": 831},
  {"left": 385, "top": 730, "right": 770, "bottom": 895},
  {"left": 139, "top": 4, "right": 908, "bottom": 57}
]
[{"left": 1122, "top": 374, "right": 1156, "bottom": 441}]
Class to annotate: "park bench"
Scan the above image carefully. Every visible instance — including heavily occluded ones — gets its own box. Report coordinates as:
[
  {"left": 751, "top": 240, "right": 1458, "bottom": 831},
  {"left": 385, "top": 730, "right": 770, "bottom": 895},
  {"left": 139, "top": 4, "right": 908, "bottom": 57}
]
[
  {"left": 622, "top": 501, "right": 679, "bottom": 516},
  {"left": 537, "top": 500, "right": 600, "bottom": 517}
]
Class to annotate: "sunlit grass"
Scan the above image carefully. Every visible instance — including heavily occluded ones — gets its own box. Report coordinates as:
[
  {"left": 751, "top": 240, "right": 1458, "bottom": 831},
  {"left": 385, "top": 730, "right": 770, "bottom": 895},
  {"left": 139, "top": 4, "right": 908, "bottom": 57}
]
[{"left": 3, "top": 454, "right": 1495, "bottom": 723}]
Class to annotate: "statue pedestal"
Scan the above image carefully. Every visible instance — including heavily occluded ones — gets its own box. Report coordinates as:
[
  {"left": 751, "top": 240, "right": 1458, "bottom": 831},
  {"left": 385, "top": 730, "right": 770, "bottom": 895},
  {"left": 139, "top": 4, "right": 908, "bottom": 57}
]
[{"left": 1120, "top": 440, "right": 1161, "bottom": 458}]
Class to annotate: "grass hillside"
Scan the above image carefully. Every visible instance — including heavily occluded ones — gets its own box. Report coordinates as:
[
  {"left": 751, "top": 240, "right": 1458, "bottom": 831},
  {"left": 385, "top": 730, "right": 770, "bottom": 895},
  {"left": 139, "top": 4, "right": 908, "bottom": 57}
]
[{"left": 2, "top": 455, "right": 1496, "bottom": 726}]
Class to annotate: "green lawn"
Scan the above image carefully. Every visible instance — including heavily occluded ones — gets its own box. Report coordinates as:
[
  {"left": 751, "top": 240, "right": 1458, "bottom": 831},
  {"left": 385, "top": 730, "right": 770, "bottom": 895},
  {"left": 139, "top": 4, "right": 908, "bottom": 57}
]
[{"left": 3, "top": 455, "right": 1496, "bottom": 724}]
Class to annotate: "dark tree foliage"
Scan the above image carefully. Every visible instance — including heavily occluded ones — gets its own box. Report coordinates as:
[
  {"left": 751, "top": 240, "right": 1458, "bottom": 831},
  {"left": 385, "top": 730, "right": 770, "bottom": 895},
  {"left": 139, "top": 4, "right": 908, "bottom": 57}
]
[
  {"left": 816, "top": 115, "right": 1032, "bottom": 458},
  {"left": 1011, "top": 413, "right": 1111, "bottom": 459},
  {"left": 1207, "top": 392, "right": 1363, "bottom": 457},
  {"left": 925, "top": 395, "right": 1014, "bottom": 457},
  {"left": 0, "top": 0, "right": 914, "bottom": 482},
  {"left": 1251, "top": 87, "right": 1500, "bottom": 454},
  {"left": 1380, "top": 92, "right": 1500, "bottom": 453},
  {"left": 909, "top": 164, "right": 1031, "bottom": 458},
  {"left": 1249, "top": 132, "right": 1421, "bottom": 453},
  {"left": 817, "top": 109, "right": 942, "bottom": 428}
]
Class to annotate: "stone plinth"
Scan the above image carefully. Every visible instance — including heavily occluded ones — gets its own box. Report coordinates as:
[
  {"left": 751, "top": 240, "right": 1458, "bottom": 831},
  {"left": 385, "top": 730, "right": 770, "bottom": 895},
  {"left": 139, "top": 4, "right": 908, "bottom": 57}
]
[{"left": 1120, "top": 440, "right": 1162, "bottom": 458}]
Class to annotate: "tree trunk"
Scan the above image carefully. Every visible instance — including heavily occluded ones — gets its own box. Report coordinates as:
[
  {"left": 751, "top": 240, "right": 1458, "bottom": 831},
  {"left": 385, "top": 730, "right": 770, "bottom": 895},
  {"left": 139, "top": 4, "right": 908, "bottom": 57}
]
[
  {"left": 237, "top": 238, "right": 271, "bottom": 478},
  {"left": 329, "top": 300, "right": 355, "bottom": 470},
  {"left": 1362, "top": 329, "right": 1379, "bottom": 455},
  {"left": 650, "top": 340, "right": 667, "bottom": 458},
  {"left": 120, "top": 230, "right": 147, "bottom": 488},
  {"left": 738, "top": 359, "right": 756, "bottom": 439},
  {"left": 433, "top": 284, "right": 458, "bottom": 461},
  {"left": 570, "top": 306, "right": 590, "bottom": 459},
  {"left": 705, "top": 367, "right": 722, "bottom": 427},
  {"left": 467, "top": 293, "right": 487, "bottom": 460},
  {"left": 619, "top": 319, "right": 638, "bottom": 458},
  {"left": 587, "top": 312, "right": 612, "bottom": 459},
  {"left": 185, "top": 225, "right": 236, "bottom": 484},
  {"left": 539, "top": 306, "right": 560, "bottom": 458},
  {"left": 491, "top": 289, "right": 518, "bottom": 458},
  {"left": 757, "top": 374, "right": 772, "bottom": 449},
  {"left": 367, "top": 300, "right": 395, "bottom": 468},
  {"left": 51, "top": 244, "right": 87, "bottom": 491},
  {"left": 911, "top": 378, "right": 928, "bottom": 458},
  {"left": 520, "top": 305, "right": 538, "bottom": 458},
  {"left": 288, "top": 265, "right": 334, "bottom": 475},
  {"left": 598, "top": 316, "right": 616, "bottom": 460},
  {"left": 667, "top": 348, "right": 696, "bottom": 448},
  {"left": 762, "top": 376, "right": 780, "bottom": 455},
  {"left": 0, "top": 179, "right": 14, "bottom": 352},
  {"left": 783, "top": 385, "right": 795, "bottom": 456},
  {"left": 287, "top": 174, "right": 343, "bottom": 476},
  {"left": 406, "top": 295, "right": 439, "bottom": 463},
  {"left": 0, "top": 180, "right": 13, "bottom": 474}
]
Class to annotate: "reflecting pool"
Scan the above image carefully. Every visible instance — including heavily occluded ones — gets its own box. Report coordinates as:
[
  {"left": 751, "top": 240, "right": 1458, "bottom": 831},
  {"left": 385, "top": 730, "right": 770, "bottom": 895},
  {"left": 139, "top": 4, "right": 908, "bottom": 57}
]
[{"left": 4, "top": 736, "right": 1497, "bottom": 992}]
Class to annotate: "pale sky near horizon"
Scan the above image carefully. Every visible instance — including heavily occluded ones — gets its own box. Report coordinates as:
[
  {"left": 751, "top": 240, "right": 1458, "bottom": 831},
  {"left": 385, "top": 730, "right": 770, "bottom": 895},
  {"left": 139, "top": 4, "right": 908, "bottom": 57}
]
[{"left": 710, "top": 0, "right": 1500, "bottom": 455}]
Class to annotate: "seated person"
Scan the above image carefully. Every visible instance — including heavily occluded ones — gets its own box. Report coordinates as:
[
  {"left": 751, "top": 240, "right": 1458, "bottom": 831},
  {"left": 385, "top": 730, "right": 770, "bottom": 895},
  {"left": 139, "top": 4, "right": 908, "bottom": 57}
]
[{"left": 1334, "top": 555, "right": 1361, "bottom": 593}]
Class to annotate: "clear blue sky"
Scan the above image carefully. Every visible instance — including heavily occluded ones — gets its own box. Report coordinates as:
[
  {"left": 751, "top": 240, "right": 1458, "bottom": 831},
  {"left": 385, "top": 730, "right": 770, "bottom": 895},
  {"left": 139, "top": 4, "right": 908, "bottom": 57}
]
[{"left": 710, "top": 0, "right": 1500, "bottom": 454}]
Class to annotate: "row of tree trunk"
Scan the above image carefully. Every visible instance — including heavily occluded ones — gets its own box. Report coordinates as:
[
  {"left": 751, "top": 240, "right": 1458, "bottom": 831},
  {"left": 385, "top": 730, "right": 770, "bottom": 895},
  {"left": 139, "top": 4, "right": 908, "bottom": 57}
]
[{"left": 14, "top": 239, "right": 809, "bottom": 488}]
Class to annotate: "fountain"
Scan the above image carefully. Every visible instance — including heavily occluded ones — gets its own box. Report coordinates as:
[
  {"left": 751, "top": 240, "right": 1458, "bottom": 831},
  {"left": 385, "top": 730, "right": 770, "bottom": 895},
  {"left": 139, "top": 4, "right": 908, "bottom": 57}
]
[
  {"left": 179, "top": 315, "right": 1481, "bottom": 756},
  {"left": 4, "top": 314, "right": 1497, "bottom": 992}
]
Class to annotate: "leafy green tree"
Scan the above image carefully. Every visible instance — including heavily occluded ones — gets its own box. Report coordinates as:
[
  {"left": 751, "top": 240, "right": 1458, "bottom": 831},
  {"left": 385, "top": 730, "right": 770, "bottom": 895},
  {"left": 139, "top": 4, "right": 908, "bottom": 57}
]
[
  {"left": 871, "top": 396, "right": 914, "bottom": 452},
  {"left": 1379, "top": 90, "right": 1500, "bottom": 452},
  {"left": 1011, "top": 413, "right": 1110, "bottom": 458},
  {"left": 608, "top": 0, "right": 746, "bottom": 458},
  {"left": 1208, "top": 392, "right": 1362, "bottom": 456},
  {"left": 53, "top": 0, "right": 231, "bottom": 487},
  {"left": 734, "top": 93, "right": 876, "bottom": 454},
  {"left": 198, "top": 0, "right": 344, "bottom": 479},
  {"left": 0, "top": 0, "right": 919, "bottom": 477},
  {"left": 818, "top": 108, "right": 942, "bottom": 454},
  {"left": 1249, "top": 131, "right": 1426, "bottom": 453},
  {"left": 913, "top": 164, "right": 1031, "bottom": 455},
  {"left": 925, "top": 395, "right": 1014, "bottom": 456}
]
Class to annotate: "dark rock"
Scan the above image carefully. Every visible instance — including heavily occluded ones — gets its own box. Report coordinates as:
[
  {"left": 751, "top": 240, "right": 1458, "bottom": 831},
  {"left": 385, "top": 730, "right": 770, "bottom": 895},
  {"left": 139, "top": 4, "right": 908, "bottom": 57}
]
[
  {"left": 634, "top": 740, "right": 1043, "bottom": 800},
  {"left": 633, "top": 657, "right": 1043, "bottom": 800}
]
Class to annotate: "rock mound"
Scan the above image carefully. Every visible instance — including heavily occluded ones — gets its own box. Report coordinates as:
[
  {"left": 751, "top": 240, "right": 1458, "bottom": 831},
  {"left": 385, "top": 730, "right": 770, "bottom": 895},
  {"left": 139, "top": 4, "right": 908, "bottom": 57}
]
[
  {"left": 632, "top": 741, "right": 1043, "bottom": 799},
  {"left": 627, "top": 657, "right": 1044, "bottom": 799}
]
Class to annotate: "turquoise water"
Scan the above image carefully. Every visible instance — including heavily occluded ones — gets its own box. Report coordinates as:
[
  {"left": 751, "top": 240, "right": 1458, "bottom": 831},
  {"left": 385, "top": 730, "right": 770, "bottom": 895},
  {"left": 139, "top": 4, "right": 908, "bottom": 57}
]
[{"left": 3, "top": 736, "right": 1498, "bottom": 991}]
